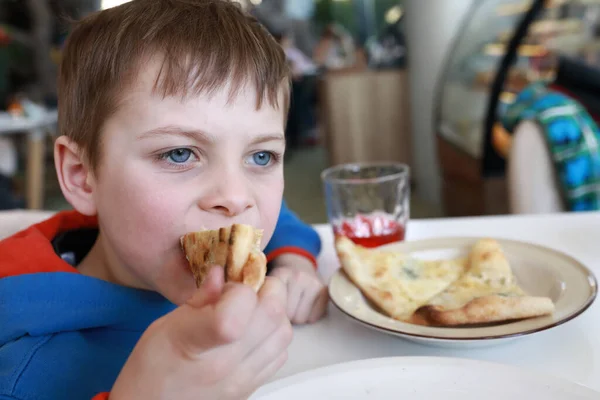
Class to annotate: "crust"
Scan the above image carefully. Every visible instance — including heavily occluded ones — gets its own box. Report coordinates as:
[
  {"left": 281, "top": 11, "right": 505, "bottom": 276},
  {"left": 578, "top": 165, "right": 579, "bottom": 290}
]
[
  {"left": 417, "top": 295, "right": 555, "bottom": 326},
  {"left": 242, "top": 251, "right": 267, "bottom": 292},
  {"left": 468, "top": 238, "right": 512, "bottom": 280},
  {"left": 181, "top": 224, "right": 266, "bottom": 291},
  {"left": 225, "top": 224, "right": 262, "bottom": 283},
  {"left": 336, "top": 237, "right": 414, "bottom": 320},
  {"left": 181, "top": 229, "right": 224, "bottom": 287}
]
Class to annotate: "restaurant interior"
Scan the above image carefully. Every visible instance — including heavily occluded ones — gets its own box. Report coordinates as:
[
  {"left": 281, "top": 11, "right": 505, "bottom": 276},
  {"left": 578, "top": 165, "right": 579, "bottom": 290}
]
[
  {"left": 1, "top": 0, "right": 600, "bottom": 398},
  {"left": 2, "top": 0, "right": 600, "bottom": 221}
]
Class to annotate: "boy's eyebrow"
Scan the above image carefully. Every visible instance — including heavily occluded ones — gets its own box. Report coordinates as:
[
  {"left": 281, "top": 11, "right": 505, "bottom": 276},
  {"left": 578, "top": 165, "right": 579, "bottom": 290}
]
[
  {"left": 137, "top": 126, "right": 215, "bottom": 143},
  {"left": 138, "top": 126, "right": 285, "bottom": 144},
  {"left": 250, "top": 133, "right": 285, "bottom": 145}
]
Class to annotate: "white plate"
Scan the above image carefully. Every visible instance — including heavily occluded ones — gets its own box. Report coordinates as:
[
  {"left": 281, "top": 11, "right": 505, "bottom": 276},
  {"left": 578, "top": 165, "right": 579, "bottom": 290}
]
[
  {"left": 328, "top": 237, "right": 597, "bottom": 347},
  {"left": 251, "top": 357, "right": 599, "bottom": 399}
]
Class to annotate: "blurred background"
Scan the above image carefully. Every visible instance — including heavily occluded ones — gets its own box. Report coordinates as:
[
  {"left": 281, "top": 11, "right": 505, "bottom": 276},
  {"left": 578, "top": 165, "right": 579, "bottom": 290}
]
[{"left": 1, "top": 0, "right": 600, "bottom": 223}]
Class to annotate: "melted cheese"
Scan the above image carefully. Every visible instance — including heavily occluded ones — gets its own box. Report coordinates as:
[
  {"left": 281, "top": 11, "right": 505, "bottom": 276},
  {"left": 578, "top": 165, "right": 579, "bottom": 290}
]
[
  {"left": 336, "top": 237, "right": 468, "bottom": 320},
  {"left": 336, "top": 236, "right": 541, "bottom": 323},
  {"left": 424, "top": 239, "right": 525, "bottom": 310}
]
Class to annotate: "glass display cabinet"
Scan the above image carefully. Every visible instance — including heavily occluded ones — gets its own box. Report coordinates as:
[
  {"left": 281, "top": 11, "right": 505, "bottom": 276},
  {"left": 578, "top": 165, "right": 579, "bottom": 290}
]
[{"left": 434, "top": 0, "right": 600, "bottom": 216}]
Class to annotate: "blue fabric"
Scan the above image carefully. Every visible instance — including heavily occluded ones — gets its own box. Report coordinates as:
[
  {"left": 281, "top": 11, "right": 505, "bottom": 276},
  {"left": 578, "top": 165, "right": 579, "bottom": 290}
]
[
  {"left": 265, "top": 200, "right": 322, "bottom": 259},
  {"left": 502, "top": 83, "right": 600, "bottom": 212},
  {"left": 0, "top": 201, "right": 321, "bottom": 399},
  {"left": 0, "top": 273, "right": 176, "bottom": 400}
]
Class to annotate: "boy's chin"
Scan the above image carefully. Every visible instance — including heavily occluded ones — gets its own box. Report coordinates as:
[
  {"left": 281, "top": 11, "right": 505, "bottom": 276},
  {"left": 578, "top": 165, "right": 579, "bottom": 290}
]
[
  {"left": 159, "top": 280, "right": 198, "bottom": 305},
  {"left": 150, "top": 260, "right": 198, "bottom": 305}
]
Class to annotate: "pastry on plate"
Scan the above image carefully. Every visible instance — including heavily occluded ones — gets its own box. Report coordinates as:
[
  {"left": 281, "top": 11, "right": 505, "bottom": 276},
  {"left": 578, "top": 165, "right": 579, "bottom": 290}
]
[
  {"left": 416, "top": 239, "right": 555, "bottom": 326},
  {"left": 335, "top": 236, "right": 467, "bottom": 321},
  {"left": 335, "top": 237, "right": 555, "bottom": 326}
]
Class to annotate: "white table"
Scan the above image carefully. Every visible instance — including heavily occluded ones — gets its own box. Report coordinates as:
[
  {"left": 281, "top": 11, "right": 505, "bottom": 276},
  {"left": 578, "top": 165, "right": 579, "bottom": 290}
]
[
  {"left": 276, "top": 212, "right": 600, "bottom": 392},
  {"left": 2, "top": 211, "right": 598, "bottom": 390}
]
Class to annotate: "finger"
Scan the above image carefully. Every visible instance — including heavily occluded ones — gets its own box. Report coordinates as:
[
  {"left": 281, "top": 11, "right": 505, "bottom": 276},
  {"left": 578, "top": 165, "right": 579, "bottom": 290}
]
[
  {"left": 292, "top": 281, "right": 321, "bottom": 324},
  {"left": 241, "top": 316, "right": 293, "bottom": 374},
  {"left": 258, "top": 276, "right": 288, "bottom": 307},
  {"left": 269, "top": 267, "right": 290, "bottom": 285},
  {"left": 284, "top": 274, "right": 304, "bottom": 320},
  {"left": 186, "top": 266, "right": 225, "bottom": 309},
  {"left": 270, "top": 269, "right": 296, "bottom": 318},
  {"left": 238, "top": 277, "right": 288, "bottom": 355},
  {"left": 221, "top": 280, "right": 242, "bottom": 296},
  {"left": 169, "top": 283, "right": 258, "bottom": 354},
  {"left": 251, "top": 350, "right": 289, "bottom": 388},
  {"left": 308, "top": 288, "right": 329, "bottom": 323},
  {"left": 231, "top": 351, "right": 289, "bottom": 400}
]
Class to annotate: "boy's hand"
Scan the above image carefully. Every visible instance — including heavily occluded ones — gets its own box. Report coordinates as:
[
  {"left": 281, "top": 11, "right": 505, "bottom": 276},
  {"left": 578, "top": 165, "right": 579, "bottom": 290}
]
[
  {"left": 270, "top": 253, "right": 328, "bottom": 325},
  {"left": 110, "top": 267, "right": 292, "bottom": 400}
]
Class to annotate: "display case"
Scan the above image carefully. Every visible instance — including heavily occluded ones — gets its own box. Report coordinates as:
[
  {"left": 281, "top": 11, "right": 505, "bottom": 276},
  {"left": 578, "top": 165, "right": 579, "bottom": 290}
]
[{"left": 434, "top": 0, "right": 600, "bottom": 216}]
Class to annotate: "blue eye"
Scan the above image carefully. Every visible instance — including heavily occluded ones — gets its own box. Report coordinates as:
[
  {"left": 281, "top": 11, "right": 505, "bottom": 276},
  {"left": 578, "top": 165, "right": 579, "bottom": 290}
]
[
  {"left": 252, "top": 151, "right": 272, "bottom": 166},
  {"left": 167, "top": 148, "right": 192, "bottom": 163}
]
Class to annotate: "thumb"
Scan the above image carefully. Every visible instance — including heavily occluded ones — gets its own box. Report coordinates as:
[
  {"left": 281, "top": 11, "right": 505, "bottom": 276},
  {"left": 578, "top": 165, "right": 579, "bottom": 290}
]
[
  {"left": 167, "top": 270, "right": 257, "bottom": 353},
  {"left": 186, "top": 266, "right": 225, "bottom": 309}
]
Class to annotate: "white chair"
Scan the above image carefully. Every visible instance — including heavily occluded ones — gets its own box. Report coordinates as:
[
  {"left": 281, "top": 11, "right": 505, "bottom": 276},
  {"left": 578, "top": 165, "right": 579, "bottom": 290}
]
[{"left": 507, "top": 120, "right": 564, "bottom": 214}]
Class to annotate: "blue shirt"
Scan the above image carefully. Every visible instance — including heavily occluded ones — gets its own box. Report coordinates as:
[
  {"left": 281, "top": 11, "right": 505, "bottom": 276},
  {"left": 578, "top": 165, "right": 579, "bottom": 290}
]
[{"left": 0, "top": 201, "right": 321, "bottom": 400}]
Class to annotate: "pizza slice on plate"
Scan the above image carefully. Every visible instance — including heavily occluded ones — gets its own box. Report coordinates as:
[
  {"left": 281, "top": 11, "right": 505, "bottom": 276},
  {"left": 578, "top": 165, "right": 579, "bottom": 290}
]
[
  {"left": 181, "top": 224, "right": 267, "bottom": 292},
  {"left": 335, "top": 236, "right": 467, "bottom": 321},
  {"left": 416, "top": 239, "right": 555, "bottom": 326}
]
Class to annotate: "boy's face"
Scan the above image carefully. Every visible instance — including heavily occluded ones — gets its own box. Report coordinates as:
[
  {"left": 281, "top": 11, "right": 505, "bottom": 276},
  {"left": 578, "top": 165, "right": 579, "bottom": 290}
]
[{"left": 87, "top": 60, "right": 286, "bottom": 304}]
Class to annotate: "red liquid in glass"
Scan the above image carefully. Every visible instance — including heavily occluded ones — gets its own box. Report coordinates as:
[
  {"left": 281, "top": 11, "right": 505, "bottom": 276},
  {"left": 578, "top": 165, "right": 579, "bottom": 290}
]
[{"left": 334, "top": 215, "right": 405, "bottom": 248}]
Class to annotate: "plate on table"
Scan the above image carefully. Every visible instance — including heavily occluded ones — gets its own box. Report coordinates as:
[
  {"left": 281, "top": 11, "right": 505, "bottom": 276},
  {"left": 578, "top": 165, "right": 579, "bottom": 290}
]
[
  {"left": 251, "top": 357, "right": 599, "bottom": 399},
  {"left": 328, "top": 237, "right": 597, "bottom": 347}
]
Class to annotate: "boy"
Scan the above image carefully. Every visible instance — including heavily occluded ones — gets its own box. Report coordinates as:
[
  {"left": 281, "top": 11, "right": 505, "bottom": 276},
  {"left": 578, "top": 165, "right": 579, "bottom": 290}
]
[{"left": 0, "top": 1, "right": 328, "bottom": 399}]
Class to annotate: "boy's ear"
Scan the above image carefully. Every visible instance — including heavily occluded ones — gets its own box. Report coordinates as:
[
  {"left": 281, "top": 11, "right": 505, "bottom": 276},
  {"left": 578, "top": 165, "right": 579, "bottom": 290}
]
[{"left": 54, "top": 135, "right": 97, "bottom": 216}]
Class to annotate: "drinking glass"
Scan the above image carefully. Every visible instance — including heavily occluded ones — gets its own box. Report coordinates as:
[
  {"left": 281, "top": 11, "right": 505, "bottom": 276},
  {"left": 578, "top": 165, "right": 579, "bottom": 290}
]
[{"left": 321, "top": 162, "right": 410, "bottom": 248}]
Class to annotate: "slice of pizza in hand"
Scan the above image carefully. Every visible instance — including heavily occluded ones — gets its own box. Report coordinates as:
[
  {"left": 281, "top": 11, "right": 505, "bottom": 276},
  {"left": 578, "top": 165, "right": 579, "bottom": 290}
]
[
  {"left": 181, "top": 224, "right": 267, "bottom": 292},
  {"left": 416, "top": 238, "right": 555, "bottom": 326},
  {"left": 335, "top": 236, "right": 468, "bottom": 321}
]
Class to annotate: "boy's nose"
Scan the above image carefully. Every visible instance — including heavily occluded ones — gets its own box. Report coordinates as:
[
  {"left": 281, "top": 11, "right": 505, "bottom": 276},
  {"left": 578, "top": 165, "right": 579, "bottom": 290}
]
[
  {"left": 209, "top": 201, "right": 251, "bottom": 217},
  {"left": 197, "top": 176, "right": 253, "bottom": 217}
]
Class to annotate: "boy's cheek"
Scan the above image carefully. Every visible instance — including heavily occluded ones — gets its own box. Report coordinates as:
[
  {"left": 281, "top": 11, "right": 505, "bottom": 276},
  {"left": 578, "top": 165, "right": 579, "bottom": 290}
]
[
  {"left": 95, "top": 159, "right": 283, "bottom": 272},
  {"left": 97, "top": 179, "right": 186, "bottom": 258}
]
